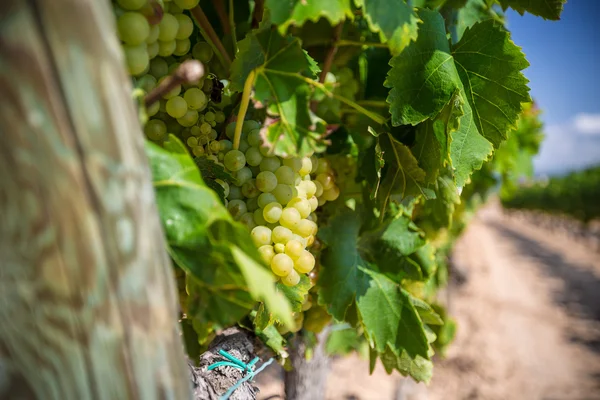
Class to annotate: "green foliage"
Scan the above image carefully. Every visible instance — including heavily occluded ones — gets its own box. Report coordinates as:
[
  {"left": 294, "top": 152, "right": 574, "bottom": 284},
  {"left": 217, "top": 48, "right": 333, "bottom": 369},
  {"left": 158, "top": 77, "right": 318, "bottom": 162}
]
[
  {"left": 502, "top": 165, "right": 600, "bottom": 223},
  {"left": 126, "top": 0, "right": 562, "bottom": 382}
]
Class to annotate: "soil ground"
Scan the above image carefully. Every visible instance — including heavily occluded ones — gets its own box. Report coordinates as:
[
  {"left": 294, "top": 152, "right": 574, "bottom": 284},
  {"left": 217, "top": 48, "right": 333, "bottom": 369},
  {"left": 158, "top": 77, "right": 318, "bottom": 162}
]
[{"left": 256, "top": 203, "right": 600, "bottom": 400}]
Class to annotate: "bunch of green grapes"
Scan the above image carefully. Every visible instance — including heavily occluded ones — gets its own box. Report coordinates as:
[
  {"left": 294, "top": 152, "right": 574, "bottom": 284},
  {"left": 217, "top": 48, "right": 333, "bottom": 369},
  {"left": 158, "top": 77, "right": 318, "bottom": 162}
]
[
  {"left": 216, "top": 121, "right": 324, "bottom": 286},
  {"left": 113, "top": 0, "right": 199, "bottom": 76},
  {"left": 309, "top": 158, "right": 341, "bottom": 206}
]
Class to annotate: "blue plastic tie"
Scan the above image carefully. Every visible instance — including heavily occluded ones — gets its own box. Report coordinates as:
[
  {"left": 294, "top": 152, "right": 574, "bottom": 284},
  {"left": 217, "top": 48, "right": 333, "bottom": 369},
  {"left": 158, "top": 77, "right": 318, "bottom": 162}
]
[{"left": 206, "top": 349, "right": 274, "bottom": 400}]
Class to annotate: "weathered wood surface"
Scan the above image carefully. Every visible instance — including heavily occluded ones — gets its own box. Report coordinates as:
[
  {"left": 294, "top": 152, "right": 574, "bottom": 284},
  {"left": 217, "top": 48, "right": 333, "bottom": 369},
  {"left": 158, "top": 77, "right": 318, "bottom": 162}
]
[{"left": 0, "top": 1, "right": 192, "bottom": 398}]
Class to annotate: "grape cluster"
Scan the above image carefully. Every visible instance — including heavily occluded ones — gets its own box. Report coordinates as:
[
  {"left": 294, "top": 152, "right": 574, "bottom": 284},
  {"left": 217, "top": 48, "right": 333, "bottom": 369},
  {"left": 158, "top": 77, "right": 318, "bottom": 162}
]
[
  {"left": 213, "top": 122, "right": 337, "bottom": 286},
  {"left": 113, "top": 0, "right": 200, "bottom": 76}
]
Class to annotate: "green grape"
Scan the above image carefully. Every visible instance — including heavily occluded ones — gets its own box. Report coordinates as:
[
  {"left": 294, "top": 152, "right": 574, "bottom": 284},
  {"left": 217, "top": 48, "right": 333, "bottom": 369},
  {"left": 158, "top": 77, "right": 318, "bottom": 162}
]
[
  {"left": 260, "top": 156, "right": 281, "bottom": 173},
  {"left": 124, "top": 44, "right": 149, "bottom": 75},
  {"left": 263, "top": 202, "right": 283, "bottom": 223},
  {"left": 288, "top": 197, "right": 311, "bottom": 218},
  {"left": 258, "top": 144, "right": 272, "bottom": 157},
  {"left": 272, "top": 184, "right": 294, "bottom": 205},
  {"left": 316, "top": 173, "right": 335, "bottom": 190},
  {"left": 314, "top": 180, "right": 324, "bottom": 197},
  {"left": 227, "top": 199, "right": 247, "bottom": 220},
  {"left": 156, "top": 77, "right": 180, "bottom": 98},
  {"left": 215, "top": 111, "right": 226, "bottom": 124},
  {"left": 137, "top": 74, "right": 157, "bottom": 92},
  {"left": 190, "top": 126, "right": 202, "bottom": 136},
  {"left": 239, "top": 212, "right": 257, "bottom": 230},
  {"left": 157, "top": 40, "right": 176, "bottom": 57},
  {"left": 202, "top": 78, "right": 213, "bottom": 93},
  {"left": 146, "top": 101, "right": 160, "bottom": 117},
  {"left": 284, "top": 239, "right": 304, "bottom": 259},
  {"left": 174, "top": 14, "right": 193, "bottom": 39},
  {"left": 192, "top": 42, "right": 214, "bottom": 63},
  {"left": 291, "top": 234, "right": 308, "bottom": 247},
  {"left": 209, "top": 120, "right": 217, "bottom": 128},
  {"left": 249, "top": 165, "right": 261, "bottom": 177},
  {"left": 147, "top": 41, "right": 159, "bottom": 59},
  {"left": 177, "top": 109, "right": 199, "bottom": 127},
  {"left": 294, "top": 184, "right": 307, "bottom": 199},
  {"left": 245, "top": 147, "right": 263, "bottom": 167},
  {"left": 274, "top": 166, "right": 295, "bottom": 185},
  {"left": 242, "top": 179, "right": 260, "bottom": 198},
  {"left": 208, "top": 140, "right": 220, "bottom": 153},
  {"left": 247, "top": 129, "right": 261, "bottom": 147},
  {"left": 294, "top": 250, "right": 315, "bottom": 273},
  {"left": 192, "top": 146, "right": 204, "bottom": 156},
  {"left": 149, "top": 58, "right": 168, "bottom": 78},
  {"left": 209, "top": 129, "right": 218, "bottom": 140},
  {"left": 186, "top": 137, "right": 198, "bottom": 147},
  {"left": 216, "top": 179, "right": 230, "bottom": 197},
  {"left": 147, "top": 24, "right": 160, "bottom": 43},
  {"left": 117, "top": 0, "right": 146, "bottom": 10},
  {"left": 251, "top": 226, "right": 272, "bottom": 247},
  {"left": 233, "top": 169, "right": 252, "bottom": 188},
  {"left": 246, "top": 197, "right": 259, "bottom": 212},
  {"left": 272, "top": 226, "right": 293, "bottom": 244},
  {"left": 174, "top": 38, "right": 191, "bottom": 56},
  {"left": 322, "top": 185, "right": 340, "bottom": 201},
  {"left": 294, "top": 219, "right": 315, "bottom": 238},
  {"left": 118, "top": 12, "right": 150, "bottom": 45},
  {"left": 219, "top": 140, "right": 233, "bottom": 152},
  {"left": 144, "top": 119, "right": 167, "bottom": 140},
  {"left": 283, "top": 157, "right": 302, "bottom": 172},
  {"left": 228, "top": 185, "right": 242, "bottom": 200},
  {"left": 199, "top": 122, "right": 212, "bottom": 135},
  {"left": 158, "top": 13, "right": 179, "bottom": 42},
  {"left": 299, "top": 180, "right": 317, "bottom": 198},
  {"left": 204, "top": 111, "right": 216, "bottom": 122},
  {"left": 238, "top": 139, "right": 250, "bottom": 153},
  {"left": 223, "top": 150, "right": 245, "bottom": 172},
  {"left": 253, "top": 208, "right": 268, "bottom": 225},
  {"left": 306, "top": 234, "right": 315, "bottom": 247},
  {"left": 310, "top": 155, "right": 319, "bottom": 173},
  {"left": 258, "top": 193, "right": 277, "bottom": 209},
  {"left": 167, "top": 61, "right": 180, "bottom": 74},
  {"left": 308, "top": 196, "right": 318, "bottom": 212},
  {"left": 280, "top": 207, "right": 301, "bottom": 229},
  {"left": 258, "top": 245, "right": 275, "bottom": 265},
  {"left": 274, "top": 243, "right": 285, "bottom": 254},
  {"left": 315, "top": 158, "right": 331, "bottom": 175},
  {"left": 282, "top": 269, "right": 300, "bottom": 286},
  {"left": 242, "top": 120, "right": 260, "bottom": 133},
  {"left": 166, "top": 119, "right": 183, "bottom": 134},
  {"left": 256, "top": 171, "right": 278, "bottom": 193},
  {"left": 270, "top": 253, "right": 293, "bottom": 276},
  {"left": 166, "top": 96, "right": 188, "bottom": 118},
  {"left": 184, "top": 88, "right": 208, "bottom": 110},
  {"left": 198, "top": 135, "right": 209, "bottom": 145},
  {"left": 299, "top": 157, "right": 312, "bottom": 176}
]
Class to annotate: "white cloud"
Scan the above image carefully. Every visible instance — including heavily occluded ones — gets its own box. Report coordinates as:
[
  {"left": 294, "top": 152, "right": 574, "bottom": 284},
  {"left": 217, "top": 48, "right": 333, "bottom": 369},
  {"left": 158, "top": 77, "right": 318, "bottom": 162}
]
[{"left": 573, "top": 113, "right": 600, "bottom": 135}]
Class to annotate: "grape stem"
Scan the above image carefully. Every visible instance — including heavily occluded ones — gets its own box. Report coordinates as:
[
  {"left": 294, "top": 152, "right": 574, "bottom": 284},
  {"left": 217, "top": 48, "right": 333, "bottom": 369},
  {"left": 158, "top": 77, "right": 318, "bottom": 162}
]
[
  {"left": 310, "top": 23, "right": 343, "bottom": 112},
  {"left": 144, "top": 60, "right": 205, "bottom": 107},
  {"left": 190, "top": 5, "right": 232, "bottom": 70},
  {"left": 210, "top": 0, "right": 230, "bottom": 35},
  {"left": 229, "top": 0, "right": 238, "bottom": 54},
  {"left": 251, "top": 0, "right": 265, "bottom": 29},
  {"left": 233, "top": 69, "right": 257, "bottom": 150},
  {"left": 336, "top": 39, "right": 388, "bottom": 48}
]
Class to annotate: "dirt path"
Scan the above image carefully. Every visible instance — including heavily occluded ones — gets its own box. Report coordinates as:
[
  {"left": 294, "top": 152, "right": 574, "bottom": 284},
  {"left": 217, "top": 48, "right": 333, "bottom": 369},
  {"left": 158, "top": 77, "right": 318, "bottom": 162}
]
[{"left": 256, "top": 204, "right": 600, "bottom": 399}]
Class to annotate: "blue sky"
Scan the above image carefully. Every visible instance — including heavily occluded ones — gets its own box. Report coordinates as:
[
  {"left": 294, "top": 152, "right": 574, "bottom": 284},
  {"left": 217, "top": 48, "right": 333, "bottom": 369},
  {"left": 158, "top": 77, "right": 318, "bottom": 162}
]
[{"left": 505, "top": 2, "right": 600, "bottom": 175}]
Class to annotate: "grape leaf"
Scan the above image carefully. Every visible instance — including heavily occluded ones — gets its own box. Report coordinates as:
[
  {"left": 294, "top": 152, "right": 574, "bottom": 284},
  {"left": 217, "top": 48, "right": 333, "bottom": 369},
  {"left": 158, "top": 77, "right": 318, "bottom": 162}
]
[
  {"left": 418, "top": 173, "right": 461, "bottom": 231},
  {"left": 354, "top": 0, "right": 420, "bottom": 55},
  {"left": 318, "top": 207, "right": 370, "bottom": 320},
  {"left": 378, "top": 345, "right": 434, "bottom": 383},
  {"left": 230, "top": 25, "right": 323, "bottom": 157},
  {"left": 378, "top": 132, "right": 428, "bottom": 208},
  {"left": 276, "top": 274, "right": 312, "bottom": 313},
  {"left": 498, "top": 0, "right": 565, "bottom": 20},
  {"left": 326, "top": 327, "right": 363, "bottom": 355},
  {"left": 413, "top": 120, "right": 446, "bottom": 184},
  {"left": 356, "top": 268, "right": 429, "bottom": 358},
  {"left": 266, "top": 0, "right": 354, "bottom": 32},
  {"left": 454, "top": 0, "right": 503, "bottom": 40},
  {"left": 410, "top": 296, "right": 443, "bottom": 325},
  {"left": 255, "top": 324, "right": 288, "bottom": 358},
  {"left": 386, "top": 10, "right": 530, "bottom": 186},
  {"left": 194, "top": 156, "right": 233, "bottom": 202},
  {"left": 146, "top": 139, "right": 293, "bottom": 329}
]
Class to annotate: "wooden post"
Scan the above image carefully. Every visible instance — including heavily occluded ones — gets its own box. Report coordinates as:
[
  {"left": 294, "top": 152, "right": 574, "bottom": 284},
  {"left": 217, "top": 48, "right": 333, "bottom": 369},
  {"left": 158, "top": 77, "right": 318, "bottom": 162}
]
[{"left": 0, "top": 1, "right": 193, "bottom": 398}]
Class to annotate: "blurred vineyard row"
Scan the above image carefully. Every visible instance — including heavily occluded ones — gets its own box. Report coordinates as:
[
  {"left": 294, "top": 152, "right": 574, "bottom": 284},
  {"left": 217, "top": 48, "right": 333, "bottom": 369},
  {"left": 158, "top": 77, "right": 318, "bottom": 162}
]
[{"left": 502, "top": 165, "right": 600, "bottom": 223}]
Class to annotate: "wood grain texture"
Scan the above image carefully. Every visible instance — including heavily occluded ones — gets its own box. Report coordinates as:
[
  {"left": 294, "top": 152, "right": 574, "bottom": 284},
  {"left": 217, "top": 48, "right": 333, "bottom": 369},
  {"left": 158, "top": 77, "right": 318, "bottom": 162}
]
[{"left": 0, "top": 1, "right": 192, "bottom": 398}]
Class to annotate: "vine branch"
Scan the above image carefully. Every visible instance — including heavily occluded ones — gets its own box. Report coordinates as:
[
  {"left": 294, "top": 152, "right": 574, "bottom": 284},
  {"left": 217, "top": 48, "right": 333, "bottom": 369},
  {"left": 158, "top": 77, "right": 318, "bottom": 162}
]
[
  {"left": 251, "top": 0, "right": 265, "bottom": 29},
  {"left": 210, "top": 0, "right": 231, "bottom": 35},
  {"left": 319, "top": 23, "right": 344, "bottom": 84},
  {"left": 144, "top": 60, "right": 204, "bottom": 107},
  {"left": 229, "top": 0, "right": 238, "bottom": 54},
  {"left": 191, "top": 5, "right": 232, "bottom": 70}
]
